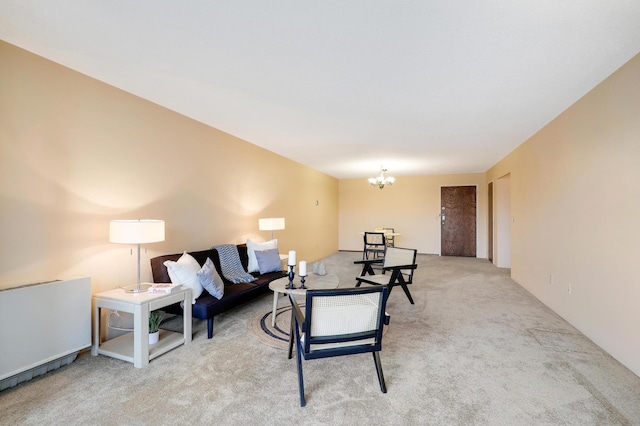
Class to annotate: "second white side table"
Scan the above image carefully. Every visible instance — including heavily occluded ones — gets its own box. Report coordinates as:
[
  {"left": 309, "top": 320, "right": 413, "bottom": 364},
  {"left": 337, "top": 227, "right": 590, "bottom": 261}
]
[{"left": 92, "top": 286, "right": 192, "bottom": 368}]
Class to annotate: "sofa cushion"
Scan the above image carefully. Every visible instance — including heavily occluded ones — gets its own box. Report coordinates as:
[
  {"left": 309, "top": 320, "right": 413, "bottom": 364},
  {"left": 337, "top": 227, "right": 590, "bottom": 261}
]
[
  {"left": 191, "top": 282, "right": 263, "bottom": 320},
  {"left": 253, "top": 270, "right": 288, "bottom": 287}
]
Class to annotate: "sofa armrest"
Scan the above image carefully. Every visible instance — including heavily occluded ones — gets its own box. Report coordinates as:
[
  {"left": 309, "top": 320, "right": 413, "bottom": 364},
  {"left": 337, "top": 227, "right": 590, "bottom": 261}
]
[{"left": 150, "top": 253, "right": 181, "bottom": 283}]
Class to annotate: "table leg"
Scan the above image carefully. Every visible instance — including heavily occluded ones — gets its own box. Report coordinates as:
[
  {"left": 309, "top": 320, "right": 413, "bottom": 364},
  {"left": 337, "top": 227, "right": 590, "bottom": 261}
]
[
  {"left": 133, "top": 303, "right": 150, "bottom": 368},
  {"left": 91, "top": 303, "right": 100, "bottom": 356},
  {"left": 183, "top": 290, "right": 192, "bottom": 344},
  {"left": 272, "top": 291, "right": 280, "bottom": 327}
]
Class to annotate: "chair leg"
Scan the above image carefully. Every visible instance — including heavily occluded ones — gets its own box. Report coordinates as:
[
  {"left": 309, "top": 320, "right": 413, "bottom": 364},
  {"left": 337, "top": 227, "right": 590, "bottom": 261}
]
[
  {"left": 373, "top": 352, "right": 387, "bottom": 393},
  {"left": 288, "top": 315, "right": 295, "bottom": 360},
  {"left": 399, "top": 283, "right": 415, "bottom": 305},
  {"left": 296, "top": 346, "right": 306, "bottom": 407}
]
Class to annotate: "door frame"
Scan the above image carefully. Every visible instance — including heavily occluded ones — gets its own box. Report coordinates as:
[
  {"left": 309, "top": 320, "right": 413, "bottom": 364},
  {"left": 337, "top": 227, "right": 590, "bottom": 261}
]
[
  {"left": 488, "top": 181, "right": 494, "bottom": 262},
  {"left": 495, "top": 173, "right": 511, "bottom": 268},
  {"left": 439, "top": 184, "right": 479, "bottom": 257}
]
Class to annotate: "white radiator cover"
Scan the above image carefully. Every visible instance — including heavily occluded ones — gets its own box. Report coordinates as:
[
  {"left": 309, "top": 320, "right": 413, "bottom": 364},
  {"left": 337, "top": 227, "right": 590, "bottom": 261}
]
[{"left": 0, "top": 277, "right": 91, "bottom": 390}]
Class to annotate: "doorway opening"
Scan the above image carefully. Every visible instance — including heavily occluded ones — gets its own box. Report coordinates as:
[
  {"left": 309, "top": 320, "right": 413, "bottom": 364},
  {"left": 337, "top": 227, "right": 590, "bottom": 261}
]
[{"left": 495, "top": 174, "right": 511, "bottom": 268}]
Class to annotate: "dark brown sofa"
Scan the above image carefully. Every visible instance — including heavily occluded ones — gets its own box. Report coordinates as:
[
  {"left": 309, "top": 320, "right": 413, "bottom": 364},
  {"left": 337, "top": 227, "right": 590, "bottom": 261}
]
[{"left": 150, "top": 244, "right": 286, "bottom": 339}]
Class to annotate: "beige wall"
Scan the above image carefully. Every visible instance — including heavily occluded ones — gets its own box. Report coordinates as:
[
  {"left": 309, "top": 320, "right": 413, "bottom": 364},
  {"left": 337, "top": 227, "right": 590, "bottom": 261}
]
[
  {"left": 0, "top": 41, "right": 338, "bottom": 292},
  {"left": 339, "top": 174, "right": 487, "bottom": 257},
  {"left": 487, "top": 53, "right": 640, "bottom": 376}
]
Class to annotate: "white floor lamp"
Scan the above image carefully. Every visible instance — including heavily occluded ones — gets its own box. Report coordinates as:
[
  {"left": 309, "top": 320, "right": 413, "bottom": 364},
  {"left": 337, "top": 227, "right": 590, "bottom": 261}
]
[{"left": 110, "top": 219, "right": 165, "bottom": 293}]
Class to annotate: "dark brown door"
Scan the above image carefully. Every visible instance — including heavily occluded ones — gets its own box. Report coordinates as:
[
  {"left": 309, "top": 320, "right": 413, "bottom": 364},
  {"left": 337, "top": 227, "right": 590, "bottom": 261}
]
[{"left": 441, "top": 186, "right": 476, "bottom": 257}]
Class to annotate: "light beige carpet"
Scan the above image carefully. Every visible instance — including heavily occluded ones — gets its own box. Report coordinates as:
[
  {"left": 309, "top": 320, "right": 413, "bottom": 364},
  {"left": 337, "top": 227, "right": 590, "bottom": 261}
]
[
  {"left": 2, "top": 252, "right": 640, "bottom": 425},
  {"left": 249, "top": 303, "right": 295, "bottom": 349}
]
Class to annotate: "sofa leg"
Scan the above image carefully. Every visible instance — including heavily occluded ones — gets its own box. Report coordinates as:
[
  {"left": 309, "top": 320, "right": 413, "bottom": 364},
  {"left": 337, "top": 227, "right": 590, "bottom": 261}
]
[{"left": 207, "top": 318, "right": 214, "bottom": 339}]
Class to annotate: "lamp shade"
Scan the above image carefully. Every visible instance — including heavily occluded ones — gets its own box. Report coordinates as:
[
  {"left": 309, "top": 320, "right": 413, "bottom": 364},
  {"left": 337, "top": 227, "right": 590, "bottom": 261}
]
[
  {"left": 109, "top": 219, "right": 165, "bottom": 244},
  {"left": 258, "top": 217, "right": 285, "bottom": 231}
]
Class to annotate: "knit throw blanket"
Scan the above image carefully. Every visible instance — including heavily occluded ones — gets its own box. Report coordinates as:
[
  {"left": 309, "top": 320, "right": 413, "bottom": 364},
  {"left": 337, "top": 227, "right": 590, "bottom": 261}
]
[{"left": 212, "top": 244, "right": 256, "bottom": 284}]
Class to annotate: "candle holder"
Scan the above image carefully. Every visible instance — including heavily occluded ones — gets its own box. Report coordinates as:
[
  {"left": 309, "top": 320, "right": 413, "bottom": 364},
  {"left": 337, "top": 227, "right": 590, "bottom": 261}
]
[
  {"left": 286, "top": 265, "right": 296, "bottom": 289},
  {"left": 299, "top": 274, "right": 307, "bottom": 289}
]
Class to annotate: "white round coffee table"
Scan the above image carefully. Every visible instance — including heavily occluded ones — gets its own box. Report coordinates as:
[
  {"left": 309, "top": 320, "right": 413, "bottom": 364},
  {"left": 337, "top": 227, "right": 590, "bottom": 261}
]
[{"left": 268, "top": 274, "right": 339, "bottom": 326}]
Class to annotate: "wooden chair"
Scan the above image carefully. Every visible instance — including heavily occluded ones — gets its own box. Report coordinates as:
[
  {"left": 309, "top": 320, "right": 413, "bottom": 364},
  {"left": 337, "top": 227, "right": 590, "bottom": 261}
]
[
  {"left": 383, "top": 228, "right": 395, "bottom": 247},
  {"left": 375, "top": 227, "right": 396, "bottom": 247},
  {"left": 287, "top": 286, "right": 390, "bottom": 407},
  {"left": 354, "top": 247, "right": 417, "bottom": 304},
  {"left": 363, "top": 231, "right": 386, "bottom": 260}
]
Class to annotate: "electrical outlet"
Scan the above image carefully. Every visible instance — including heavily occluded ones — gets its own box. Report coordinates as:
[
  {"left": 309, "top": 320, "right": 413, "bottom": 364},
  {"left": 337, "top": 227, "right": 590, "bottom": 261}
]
[
  {"left": 549, "top": 274, "right": 553, "bottom": 285},
  {"left": 567, "top": 282, "right": 572, "bottom": 295}
]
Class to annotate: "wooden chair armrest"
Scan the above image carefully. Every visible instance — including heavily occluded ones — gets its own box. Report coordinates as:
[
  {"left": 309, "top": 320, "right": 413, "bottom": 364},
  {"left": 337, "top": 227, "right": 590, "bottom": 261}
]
[
  {"left": 353, "top": 259, "right": 384, "bottom": 265},
  {"left": 382, "top": 263, "right": 417, "bottom": 271}
]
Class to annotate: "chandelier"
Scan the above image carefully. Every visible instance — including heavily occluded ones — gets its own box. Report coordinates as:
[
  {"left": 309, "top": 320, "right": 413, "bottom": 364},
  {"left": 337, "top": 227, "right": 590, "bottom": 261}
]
[{"left": 368, "top": 167, "right": 395, "bottom": 189}]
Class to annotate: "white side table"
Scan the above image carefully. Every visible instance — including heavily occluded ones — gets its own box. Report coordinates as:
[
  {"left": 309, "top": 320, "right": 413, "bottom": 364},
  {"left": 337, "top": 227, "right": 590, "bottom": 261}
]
[
  {"left": 268, "top": 274, "right": 339, "bottom": 326},
  {"left": 91, "top": 285, "right": 192, "bottom": 368}
]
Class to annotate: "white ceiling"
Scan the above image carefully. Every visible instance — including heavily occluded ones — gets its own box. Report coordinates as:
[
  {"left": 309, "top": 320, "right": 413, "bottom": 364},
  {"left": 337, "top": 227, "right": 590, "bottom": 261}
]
[{"left": 2, "top": 1, "right": 640, "bottom": 179}]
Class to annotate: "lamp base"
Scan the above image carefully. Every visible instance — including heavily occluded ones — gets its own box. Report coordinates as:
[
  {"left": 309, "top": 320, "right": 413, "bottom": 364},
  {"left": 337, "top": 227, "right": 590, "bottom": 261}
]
[{"left": 123, "top": 283, "right": 152, "bottom": 293}]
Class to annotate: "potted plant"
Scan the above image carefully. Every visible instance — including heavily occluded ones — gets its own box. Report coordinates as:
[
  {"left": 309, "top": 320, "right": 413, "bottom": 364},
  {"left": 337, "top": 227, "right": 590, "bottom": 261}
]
[{"left": 149, "top": 311, "right": 164, "bottom": 345}]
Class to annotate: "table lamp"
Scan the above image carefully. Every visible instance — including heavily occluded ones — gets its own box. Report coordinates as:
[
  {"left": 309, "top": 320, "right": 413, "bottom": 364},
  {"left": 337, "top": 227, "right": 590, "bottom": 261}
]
[
  {"left": 110, "top": 219, "right": 165, "bottom": 293},
  {"left": 258, "top": 217, "right": 285, "bottom": 240}
]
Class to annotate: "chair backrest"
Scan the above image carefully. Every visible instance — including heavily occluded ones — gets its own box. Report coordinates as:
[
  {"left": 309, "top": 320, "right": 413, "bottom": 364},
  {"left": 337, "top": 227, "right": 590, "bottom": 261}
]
[
  {"left": 364, "top": 232, "right": 385, "bottom": 246},
  {"left": 302, "top": 286, "right": 388, "bottom": 357},
  {"left": 382, "top": 228, "right": 395, "bottom": 246},
  {"left": 383, "top": 247, "right": 417, "bottom": 281}
]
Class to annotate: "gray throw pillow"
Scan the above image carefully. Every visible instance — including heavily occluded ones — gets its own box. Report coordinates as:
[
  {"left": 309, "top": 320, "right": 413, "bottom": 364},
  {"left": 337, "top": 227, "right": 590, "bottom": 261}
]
[
  {"left": 255, "top": 248, "right": 282, "bottom": 274},
  {"left": 197, "top": 257, "right": 225, "bottom": 299}
]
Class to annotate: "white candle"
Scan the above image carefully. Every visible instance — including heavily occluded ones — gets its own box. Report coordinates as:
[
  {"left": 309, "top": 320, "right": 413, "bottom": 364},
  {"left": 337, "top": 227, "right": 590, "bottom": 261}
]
[
  {"left": 299, "top": 260, "right": 307, "bottom": 276},
  {"left": 288, "top": 250, "right": 296, "bottom": 266}
]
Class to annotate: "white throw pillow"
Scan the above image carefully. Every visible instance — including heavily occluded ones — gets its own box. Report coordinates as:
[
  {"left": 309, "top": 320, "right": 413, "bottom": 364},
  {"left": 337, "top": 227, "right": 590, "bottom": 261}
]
[
  {"left": 246, "top": 239, "right": 278, "bottom": 273},
  {"left": 163, "top": 251, "right": 203, "bottom": 304}
]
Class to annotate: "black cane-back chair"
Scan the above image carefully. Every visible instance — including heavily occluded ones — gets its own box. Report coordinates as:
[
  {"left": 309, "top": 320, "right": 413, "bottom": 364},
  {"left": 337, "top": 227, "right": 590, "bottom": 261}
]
[
  {"left": 363, "top": 231, "right": 386, "bottom": 260},
  {"left": 288, "top": 286, "right": 390, "bottom": 407},
  {"left": 354, "top": 247, "right": 418, "bottom": 304},
  {"left": 375, "top": 227, "right": 396, "bottom": 247}
]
